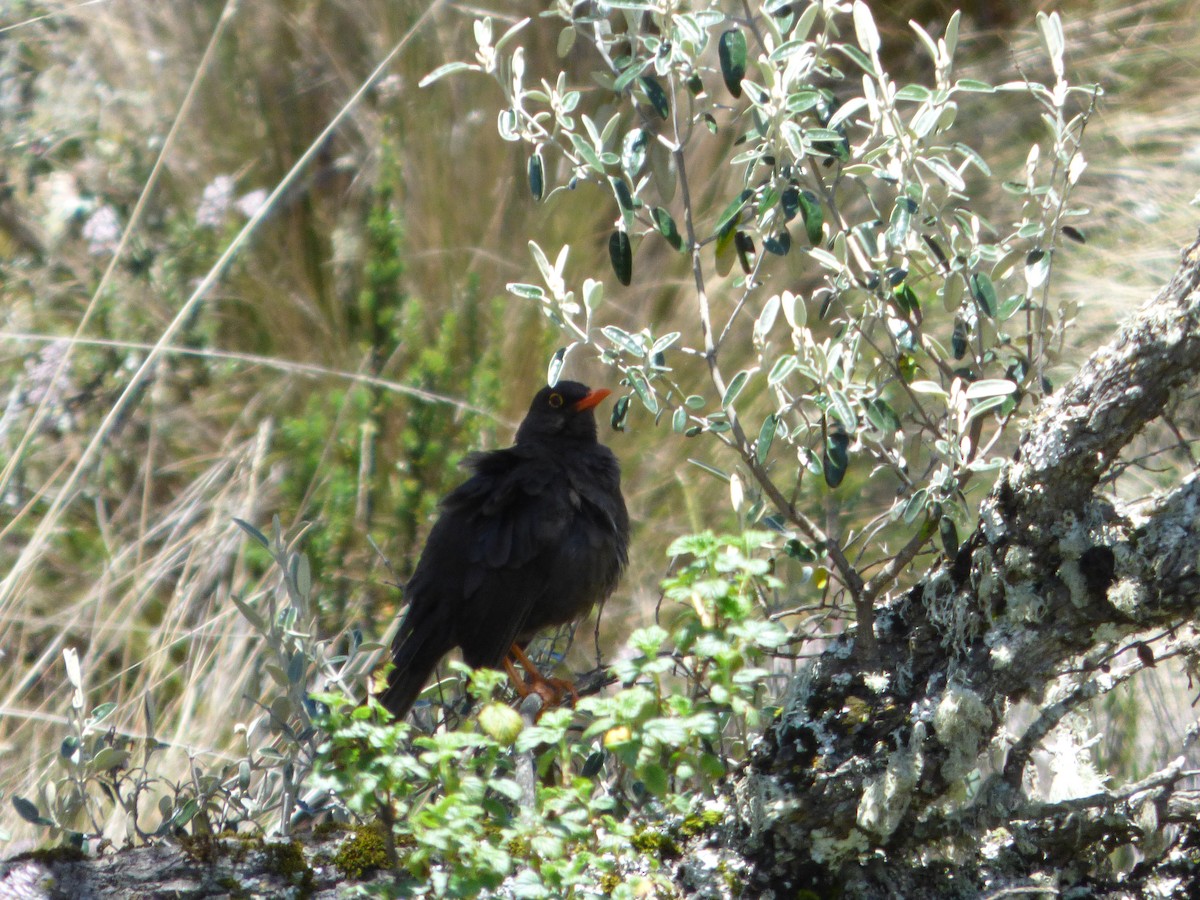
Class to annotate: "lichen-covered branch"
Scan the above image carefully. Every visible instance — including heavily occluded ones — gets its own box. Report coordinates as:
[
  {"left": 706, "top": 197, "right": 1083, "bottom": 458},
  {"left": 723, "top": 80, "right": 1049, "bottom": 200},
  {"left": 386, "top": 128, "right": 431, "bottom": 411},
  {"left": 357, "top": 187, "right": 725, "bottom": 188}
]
[{"left": 722, "top": 230, "right": 1200, "bottom": 897}]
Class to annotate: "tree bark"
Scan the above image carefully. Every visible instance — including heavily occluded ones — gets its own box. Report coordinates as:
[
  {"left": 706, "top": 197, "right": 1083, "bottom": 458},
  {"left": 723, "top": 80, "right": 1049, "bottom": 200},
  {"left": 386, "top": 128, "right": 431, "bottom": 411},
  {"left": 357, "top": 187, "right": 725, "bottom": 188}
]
[{"left": 726, "top": 230, "right": 1200, "bottom": 897}]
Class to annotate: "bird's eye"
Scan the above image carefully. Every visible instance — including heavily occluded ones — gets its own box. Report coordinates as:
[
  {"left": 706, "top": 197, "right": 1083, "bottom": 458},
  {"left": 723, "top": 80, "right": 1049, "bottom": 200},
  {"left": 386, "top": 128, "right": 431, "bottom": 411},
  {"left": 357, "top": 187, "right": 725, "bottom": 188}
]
[{"left": 548, "top": 392, "right": 564, "bottom": 408}]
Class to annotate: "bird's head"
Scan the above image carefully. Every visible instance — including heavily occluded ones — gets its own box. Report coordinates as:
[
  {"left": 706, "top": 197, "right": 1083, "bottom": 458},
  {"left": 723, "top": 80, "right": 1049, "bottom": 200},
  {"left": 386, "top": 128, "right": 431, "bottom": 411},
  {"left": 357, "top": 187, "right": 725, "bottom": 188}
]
[{"left": 516, "top": 381, "right": 612, "bottom": 444}]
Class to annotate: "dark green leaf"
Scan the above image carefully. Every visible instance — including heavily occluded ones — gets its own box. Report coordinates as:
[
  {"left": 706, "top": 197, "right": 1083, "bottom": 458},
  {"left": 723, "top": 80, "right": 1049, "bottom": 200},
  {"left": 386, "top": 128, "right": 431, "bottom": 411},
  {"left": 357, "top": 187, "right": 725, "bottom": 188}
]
[
  {"left": 582, "top": 750, "right": 606, "bottom": 778},
  {"left": 609, "top": 231, "right": 633, "bottom": 285},
  {"left": 610, "top": 395, "right": 630, "bottom": 431},
  {"left": 718, "top": 29, "right": 747, "bottom": 98},
  {"left": 715, "top": 189, "right": 754, "bottom": 237},
  {"left": 865, "top": 398, "right": 900, "bottom": 435},
  {"left": 763, "top": 230, "right": 791, "bottom": 255},
  {"left": 14, "top": 796, "right": 51, "bottom": 826},
  {"left": 735, "top": 231, "right": 755, "bottom": 274},
  {"left": 652, "top": 207, "right": 683, "bottom": 251},
  {"left": 233, "top": 518, "right": 269, "bottom": 549},
  {"left": 1062, "top": 225, "right": 1086, "bottom": 244},
  {"left": 621, "top": 128, "right": 649, "bottom": 175},
  {"left": 823, "top": 429, "right": 850, "bottom": 488},
  {"left": 952, "top": 317, "right": 968, "bottom": 359},
  {"left": 939, "top": 516, "right": 959, "bottom": 561},
  {"left": 527, "top": 152, "right": 544, "bottom": 201},
  {"left": 970, "top": 272, "right": 996, "bottom": 317},
  {"left": 799, "top": 190, "right": 823, "bottom": 245},
  {"left": 548, "top": 346, "right": 567, "bottom": 386},
  {"left": 893, "top": 284, "right": 919, "bottom": 315},
  {"left": 781, "top": 187, "right": 800, "bottom": 221},
  {"left": 640, "top": 75, "right": 670, "bottom": 118},
  {"left": 756, "top": 413, "right": 777, "bottom": 465},
  {"left": 612, "top": 177, "right": 635, "bottom": 212}
]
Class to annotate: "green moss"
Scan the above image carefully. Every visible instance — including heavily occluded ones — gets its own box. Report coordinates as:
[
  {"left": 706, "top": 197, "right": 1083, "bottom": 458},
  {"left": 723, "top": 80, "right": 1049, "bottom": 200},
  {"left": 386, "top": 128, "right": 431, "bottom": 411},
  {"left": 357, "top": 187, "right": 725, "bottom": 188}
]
[
  {"left": 312, "top": 819, "right": 346, "bottom": 839},
  {"left": 215, "top": 875, "right": 250, "bottom": 899},
  {"left": 679, "top": 809, "right": 722, "bottom": 837},
  {"left": 630, "top": 828, "right": 681, "bottom": 860},
  {"left": 333, "top": 823, "right": 391, "bottom": 880},
  {"left": 599, "top": 872, "right": 621, "bottom": 894},
  {"left": 13, "top": 844, "right": 87, "bottom": 866},
  {"left": 261, "top": 839, "right": 315, "bottom": 896}
]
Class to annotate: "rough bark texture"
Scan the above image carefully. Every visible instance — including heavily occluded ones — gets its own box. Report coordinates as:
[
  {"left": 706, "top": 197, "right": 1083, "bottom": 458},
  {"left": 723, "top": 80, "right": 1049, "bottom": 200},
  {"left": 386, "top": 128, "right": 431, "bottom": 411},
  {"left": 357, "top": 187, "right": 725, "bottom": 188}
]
[{"left": 720, "top": 231, "right": 1200, "bottom": 897}]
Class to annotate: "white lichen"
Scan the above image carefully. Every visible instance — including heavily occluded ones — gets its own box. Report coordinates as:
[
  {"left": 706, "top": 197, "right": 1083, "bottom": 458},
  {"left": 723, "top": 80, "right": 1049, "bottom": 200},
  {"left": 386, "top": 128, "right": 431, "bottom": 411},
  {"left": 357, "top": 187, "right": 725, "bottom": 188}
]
[
  {"left": 932, "top": 685, "right": 992, "bottom": 783},
  {"left": 1106, "top": 577, "right": 1146, "bottom": 616}
]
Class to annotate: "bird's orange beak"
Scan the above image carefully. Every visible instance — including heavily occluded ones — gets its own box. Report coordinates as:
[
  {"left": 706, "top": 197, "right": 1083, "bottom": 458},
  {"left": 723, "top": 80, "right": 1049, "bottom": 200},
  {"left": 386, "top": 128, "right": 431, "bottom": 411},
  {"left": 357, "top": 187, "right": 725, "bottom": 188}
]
[{"left": 572, "top": 388, "right": 612, "bottom": 412}]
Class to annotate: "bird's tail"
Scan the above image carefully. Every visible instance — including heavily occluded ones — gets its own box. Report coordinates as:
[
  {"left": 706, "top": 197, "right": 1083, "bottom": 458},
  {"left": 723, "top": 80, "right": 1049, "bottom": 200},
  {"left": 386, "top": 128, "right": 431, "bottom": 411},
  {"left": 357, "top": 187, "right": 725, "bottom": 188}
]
[{"left": 378, "top": 623, "right": 446, "bottom": 719}]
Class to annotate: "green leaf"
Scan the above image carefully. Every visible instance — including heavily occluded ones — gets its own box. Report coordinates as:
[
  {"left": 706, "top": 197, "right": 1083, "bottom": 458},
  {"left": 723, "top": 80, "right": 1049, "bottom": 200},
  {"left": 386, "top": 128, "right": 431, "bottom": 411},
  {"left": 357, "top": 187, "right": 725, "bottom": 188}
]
[
  {"left": 13, "top": 796, "right": 47, "bottom": 825},
  {"left": 964, "top": 379, "right": 1016, "bottom": 400},
  {"left": 824, "top": 429, "right": 850, "bottom": 488},
  {"left": 829, "top": 390, "right": 857, "bottom": 431},
  {"left": 969, "top": 272, "right": 997, "bottom": 317},
  {"left": 548, "top": 346, "right": 568, "bottom": 386},
  {"left": 954, "top": 78, "right": 995, "bottom": 93},
  {"left": 233, "top": 518, "right": 270, "bottom": 549},
  {"left": 628, "top": 368, "right": 659, "bottom": 414},
  {"left": 722, "top": 370, "right": 750, "bottom": 409},
  {"left": 672, "top": 407, "right": 688, "bottom": 433},
  {"left": 419, "top": 61, "right": 475, "bottom": 88},
  {"left": 611, "top": 395, "right": 630, "bottom": 431},
  {"left": 952, "top": 317, "right": 968, "bottom": 359},
  {"left": 939, "top": 516, "right": 959, "bottom": 561},
  {"left": 638, "top": 761, "right": 669, "bottom": 797},
  {"left": 852, "top": 0, "right": 880, "bottom": 56},
  {"left": 718, "top": 29, "right": 747, "bottom": 98},
  {"left": 894, "top": 84, "right": 932, "bottom": 102},
  {"left": 687, "top": 458, "right": 730, "bottom": 482},
  {"left": 639, "top": 75, "right": 670, "bottom": 118},
  {"left": 865, "top": 398, "right": 900, "bottom": 435},
  {"left": 652, "top": 207, "right": 683, "bottom": 251},
  {"left": 715, "top": 189, "right": 754, "bottom": 237},
  {"left": 527, "top": 152, "right": 544, "bottom": 201},
  {"left": 799, "top": 190, "right": 823, "bottom": 245},
  {"left": 756, "top": 413, "right": 777, "bottom": 465},
  {"left": 601, "top": 324, "right": 644, "bottom": 356},
  {"left": 609, "top": 231, "right": 633, "bottom": 285},
  {"left": 1025, "top": 248, "right": 1050, "bottom": 289},
  {"left": 893, "top": 284, "right": 920, "bottom": 315},
  {"left": 570, "top": 132, "right": 606, "bottom": 173},
  {"left": 768, "top": 354, "right": 798, "bottom": 385},
  {"left": 621, "top": 128, "right": 649, "bottom": 175},
  {"left": 507, "top": 282, "right": 546, "bottom": 301},
  {"left": 887, "top": 197, "right": 917, "bottom": 248}
]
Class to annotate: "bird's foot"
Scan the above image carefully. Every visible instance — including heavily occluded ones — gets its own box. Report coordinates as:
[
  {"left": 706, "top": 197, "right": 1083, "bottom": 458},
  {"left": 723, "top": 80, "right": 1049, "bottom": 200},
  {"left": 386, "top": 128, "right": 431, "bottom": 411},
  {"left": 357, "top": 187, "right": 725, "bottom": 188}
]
[{"left": 504, "top": 645, "right": 579, "bottom": 710}]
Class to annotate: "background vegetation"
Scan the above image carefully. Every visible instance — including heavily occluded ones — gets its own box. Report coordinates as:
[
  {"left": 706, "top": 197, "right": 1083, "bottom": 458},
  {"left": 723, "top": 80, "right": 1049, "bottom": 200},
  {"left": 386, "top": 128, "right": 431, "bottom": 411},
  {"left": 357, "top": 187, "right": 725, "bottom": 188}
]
[{"left": 2, "top": 0, "right": 1199, "bottom": 885}]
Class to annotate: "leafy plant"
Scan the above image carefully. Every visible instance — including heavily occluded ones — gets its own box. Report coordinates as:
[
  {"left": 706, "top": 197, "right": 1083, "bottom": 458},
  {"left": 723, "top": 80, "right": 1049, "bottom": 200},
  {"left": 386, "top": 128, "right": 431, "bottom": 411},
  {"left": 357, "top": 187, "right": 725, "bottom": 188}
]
[{"left": 428, "top": 1, "right": 1097, "bottom": 650}]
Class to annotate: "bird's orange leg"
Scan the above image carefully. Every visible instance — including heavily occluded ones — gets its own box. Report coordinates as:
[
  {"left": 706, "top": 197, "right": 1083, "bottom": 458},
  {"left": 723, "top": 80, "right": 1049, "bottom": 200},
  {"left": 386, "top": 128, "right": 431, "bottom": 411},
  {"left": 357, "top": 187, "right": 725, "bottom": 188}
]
[{"left": 505, "top": 643, "right": 579, "bottom": 707}]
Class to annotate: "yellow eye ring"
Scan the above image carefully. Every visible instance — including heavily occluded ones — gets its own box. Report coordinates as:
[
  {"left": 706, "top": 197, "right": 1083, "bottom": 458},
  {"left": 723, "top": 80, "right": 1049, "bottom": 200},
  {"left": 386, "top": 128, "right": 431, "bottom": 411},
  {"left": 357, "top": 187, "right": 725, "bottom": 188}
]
[{"left": 549, "top": 392, "right": 564, "bottom": 408}]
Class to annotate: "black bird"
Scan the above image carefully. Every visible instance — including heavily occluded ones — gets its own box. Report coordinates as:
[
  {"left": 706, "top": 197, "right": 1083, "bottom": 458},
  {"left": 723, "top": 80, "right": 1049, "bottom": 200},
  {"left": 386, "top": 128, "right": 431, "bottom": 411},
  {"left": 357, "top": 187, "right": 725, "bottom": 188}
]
[{"left": 380, "top": 381, "right": 629, "bottom": 718}]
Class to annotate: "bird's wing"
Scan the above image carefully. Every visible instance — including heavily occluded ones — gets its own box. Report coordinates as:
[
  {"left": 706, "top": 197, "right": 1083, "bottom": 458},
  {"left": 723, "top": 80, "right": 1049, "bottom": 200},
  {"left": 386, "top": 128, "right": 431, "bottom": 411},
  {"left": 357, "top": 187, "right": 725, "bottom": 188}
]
[{"left": 408, "top": 448, "right": 574, "bottom": 669}]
